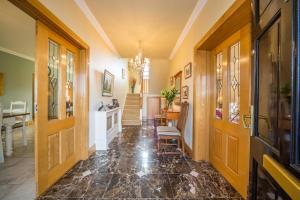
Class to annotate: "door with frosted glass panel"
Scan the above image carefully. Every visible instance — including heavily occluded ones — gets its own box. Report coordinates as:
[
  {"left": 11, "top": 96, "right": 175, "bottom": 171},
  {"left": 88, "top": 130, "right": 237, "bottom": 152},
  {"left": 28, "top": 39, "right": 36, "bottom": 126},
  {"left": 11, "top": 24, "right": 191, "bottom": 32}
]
[
  {"left": 210, "top": 24, "right": 251, "bottom": 198},
  {"left": 35, "top": 21, "right": 79, "bottom": 195}
]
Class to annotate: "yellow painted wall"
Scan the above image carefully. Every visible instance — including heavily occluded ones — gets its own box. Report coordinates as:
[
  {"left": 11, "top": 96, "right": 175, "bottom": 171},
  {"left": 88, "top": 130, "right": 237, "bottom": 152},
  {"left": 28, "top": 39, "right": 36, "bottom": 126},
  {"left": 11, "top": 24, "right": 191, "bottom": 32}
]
[{"left": 169, "top": 0, "right": 235, "bottom": 148}]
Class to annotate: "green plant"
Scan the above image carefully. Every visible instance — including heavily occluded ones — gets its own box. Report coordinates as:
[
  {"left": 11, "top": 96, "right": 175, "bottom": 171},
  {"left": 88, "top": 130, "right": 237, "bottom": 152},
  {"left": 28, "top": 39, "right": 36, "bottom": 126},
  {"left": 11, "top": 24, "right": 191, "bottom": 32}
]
[{"left": 161, "top": 87, "right": 178, "bottom": 108}]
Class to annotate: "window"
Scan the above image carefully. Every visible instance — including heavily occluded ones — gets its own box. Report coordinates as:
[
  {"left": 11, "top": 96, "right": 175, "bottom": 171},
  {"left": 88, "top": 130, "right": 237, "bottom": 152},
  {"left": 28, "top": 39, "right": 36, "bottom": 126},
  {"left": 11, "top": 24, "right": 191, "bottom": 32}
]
[
  {"left": 229, "top": 42, "right": 240, "bottom": 123},
  {"left": 216, "top": 52, "right": 223, "bottom": 119},
  {"left": 142, "top": 63, "right": 150, "bottom": 93}
]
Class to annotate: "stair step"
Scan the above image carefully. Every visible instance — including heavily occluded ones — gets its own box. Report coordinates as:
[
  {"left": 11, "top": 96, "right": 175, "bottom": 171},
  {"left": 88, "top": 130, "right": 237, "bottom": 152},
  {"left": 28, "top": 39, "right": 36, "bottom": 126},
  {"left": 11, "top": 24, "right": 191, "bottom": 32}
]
[
  {"left": 122, "top": 119, "right": 141, "bottom": 126},
  {"left": 124, "top": 105, "right": 140, "bottom": 109},
  {"left": 125, "top": 99, "right": 140, "bottom": 102},
  {"left": 127, "top": 93, "right": 140, "bottom": 97},
  {"left": 122, "top": 114, "right": 140, "bottom": 119},
  {"left": 123, "top": 108, "right": 140, "bottom": 112}
]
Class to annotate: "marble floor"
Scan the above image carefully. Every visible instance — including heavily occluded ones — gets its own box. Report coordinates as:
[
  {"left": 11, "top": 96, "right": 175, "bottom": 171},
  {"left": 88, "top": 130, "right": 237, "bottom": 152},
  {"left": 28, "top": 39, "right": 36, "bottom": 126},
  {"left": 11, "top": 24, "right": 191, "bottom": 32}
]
[
  {"left": 0, "top": 125, "right": 35, "bottom": 200},
  {"left": 39, "top": 121, "right": 242, "bottom": 200}
]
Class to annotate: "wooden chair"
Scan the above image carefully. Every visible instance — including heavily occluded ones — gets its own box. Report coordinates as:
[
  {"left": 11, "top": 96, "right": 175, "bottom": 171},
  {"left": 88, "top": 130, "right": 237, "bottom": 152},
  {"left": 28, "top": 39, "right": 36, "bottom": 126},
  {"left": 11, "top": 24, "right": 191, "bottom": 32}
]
[
  {"left": 154, "top": 97, "right": 167, "bottom": 126},
  {"left": 156, "top": 102, "right": 189, "bottom": 155},
  {"left": 0, "top": 104, "right": 4, "bottom": 163}
]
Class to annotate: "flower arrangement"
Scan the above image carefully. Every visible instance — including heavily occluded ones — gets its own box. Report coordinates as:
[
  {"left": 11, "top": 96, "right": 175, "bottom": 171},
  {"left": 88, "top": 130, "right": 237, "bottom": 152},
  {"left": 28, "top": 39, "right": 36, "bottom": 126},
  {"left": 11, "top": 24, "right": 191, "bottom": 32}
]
[{"left": 160, "top": 88, "right": 178, "bottom": 109}]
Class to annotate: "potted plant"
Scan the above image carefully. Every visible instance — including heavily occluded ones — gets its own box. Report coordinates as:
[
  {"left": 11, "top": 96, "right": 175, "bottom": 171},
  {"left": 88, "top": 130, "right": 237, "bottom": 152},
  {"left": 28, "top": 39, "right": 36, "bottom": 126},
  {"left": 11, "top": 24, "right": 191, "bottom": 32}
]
[
  {"left": 160, "top": 88, "right": 178, "bottom": 110},
  {"left": 131, "top": 78, "right": 136, "bottom": 94}
]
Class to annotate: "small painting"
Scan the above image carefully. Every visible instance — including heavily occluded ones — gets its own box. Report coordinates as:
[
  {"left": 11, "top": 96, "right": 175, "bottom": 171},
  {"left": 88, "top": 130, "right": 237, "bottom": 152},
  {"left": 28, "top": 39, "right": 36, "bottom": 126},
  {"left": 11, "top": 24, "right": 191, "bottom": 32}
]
[
  {"left": 170, "top": 76, "right": 173, "bottom": 86},
  {"left": 182, "top": 86, "right": 189, "bottom": 99},
  {"left": 184, "top": 62, "right": 192, "bottom": 79},
  {"left": 102, "top": 70, "right": 114, "bottom": 97},
  {"left": 122, "top": 68, "right": 126, "bottom": 79}
]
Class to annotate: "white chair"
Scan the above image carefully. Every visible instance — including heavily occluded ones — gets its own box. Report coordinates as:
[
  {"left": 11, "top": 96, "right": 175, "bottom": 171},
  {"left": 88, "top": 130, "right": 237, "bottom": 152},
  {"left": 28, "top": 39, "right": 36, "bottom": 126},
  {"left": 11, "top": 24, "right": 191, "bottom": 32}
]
[
  {"left": 5, "top": 101, "right": 28, "bottom": 146},
  {"left": 0, "top": 103, "right": 4, "bottom": 163},
  {"left": 10, "top": 101, "right": 27, "bottom": 123}
]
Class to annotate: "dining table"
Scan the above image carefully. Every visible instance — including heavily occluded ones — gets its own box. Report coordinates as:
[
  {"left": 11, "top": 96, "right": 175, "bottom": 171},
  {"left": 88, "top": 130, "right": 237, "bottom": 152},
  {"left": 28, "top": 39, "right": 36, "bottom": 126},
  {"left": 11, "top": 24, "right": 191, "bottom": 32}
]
[{"left": 3, "top": 112, "right": 30, "bottom": 156}]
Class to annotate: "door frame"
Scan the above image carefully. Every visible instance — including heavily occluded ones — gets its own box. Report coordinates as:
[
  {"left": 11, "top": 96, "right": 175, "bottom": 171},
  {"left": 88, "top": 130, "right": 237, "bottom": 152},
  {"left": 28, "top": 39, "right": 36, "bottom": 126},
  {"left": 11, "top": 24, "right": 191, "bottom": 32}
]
[
  {"left": 192, "top": 0, "right": 251, "bottom": 161},
  {"left": 192, "top": 0, "right": 252, "bottom": 198},
  {"left": 8, "top": 0, "right": 90, "bottom": 195}
]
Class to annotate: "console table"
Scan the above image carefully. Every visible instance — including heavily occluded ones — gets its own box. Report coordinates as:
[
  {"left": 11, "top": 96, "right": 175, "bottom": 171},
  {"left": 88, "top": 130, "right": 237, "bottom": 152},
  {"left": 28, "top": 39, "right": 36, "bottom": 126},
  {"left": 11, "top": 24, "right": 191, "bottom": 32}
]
[{"left": 94, "top": 107, "right": 122, "bottom": 150}]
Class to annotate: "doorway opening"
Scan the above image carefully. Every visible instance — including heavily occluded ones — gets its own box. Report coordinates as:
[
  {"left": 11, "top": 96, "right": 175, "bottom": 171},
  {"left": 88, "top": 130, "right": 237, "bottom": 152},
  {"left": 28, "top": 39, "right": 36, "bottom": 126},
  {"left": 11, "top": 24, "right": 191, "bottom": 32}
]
[
  {"left": 0, "top": 0, "right": 90, "bottom": 198},
  {"left": 0, "top": 1, "right": 36, "bottom": 199}
]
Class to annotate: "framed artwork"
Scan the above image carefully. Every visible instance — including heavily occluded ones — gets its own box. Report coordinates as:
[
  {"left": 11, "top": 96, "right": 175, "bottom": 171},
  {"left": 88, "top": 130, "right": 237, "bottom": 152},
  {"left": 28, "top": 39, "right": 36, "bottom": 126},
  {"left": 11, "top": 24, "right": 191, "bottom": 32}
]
[
  {"left": 122, "top": 68, "right": 126, "bottom": 79},
  {"left": 182, "top": 85, "right": 189, "bottom": 99},
  {"left": 184, "top": 62, "right": 192, "bottom": 79},
  {"left": 170, "top": 76, "right": 173, "bottom": 86},
  {"left": 174, "top": 71, "right": 182, "bottom": 105},
  {"left": 102, "top": 70, "right": 114, "bottom": 97}
]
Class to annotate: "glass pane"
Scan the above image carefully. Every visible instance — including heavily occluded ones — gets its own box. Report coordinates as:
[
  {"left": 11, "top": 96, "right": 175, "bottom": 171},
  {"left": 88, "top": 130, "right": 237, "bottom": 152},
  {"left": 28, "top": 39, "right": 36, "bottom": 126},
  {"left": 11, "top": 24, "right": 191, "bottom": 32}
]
[
  {"left": 229, "top": 42, "right": 240, "bottom": 123},
  {"left": 257, "top": 19, "right": 292, "bottom": 155},
  {"left": 66, "top": 50, "right": 75, "bottom": 117},
  {"left": 48, "top": 40, "right": 60, "bottom": 120},
  {"left": 216, "top": 52, "right": 223, "bottom": 119}
]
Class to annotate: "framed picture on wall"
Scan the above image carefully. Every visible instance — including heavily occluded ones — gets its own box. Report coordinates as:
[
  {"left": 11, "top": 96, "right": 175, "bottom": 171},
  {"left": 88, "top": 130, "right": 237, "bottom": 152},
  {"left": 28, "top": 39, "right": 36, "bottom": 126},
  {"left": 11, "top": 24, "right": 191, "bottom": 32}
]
[
  {"left": 170, "top": 76, "right": 173, "bottom": 86},
  {"left": 184, "top": 62, "right": 192, "bottom": 79},
  {"left": 102, "top": 70, "right": 114, "bottom": 97},
  {"left": 182, "top": 85, "right": 189, "bottom": 99},
  {"left": 174, "top": 71, "right": 182, "bottom": 105},
  {"left": 122, "top": 68, "right": 126, "bottom": 79}
]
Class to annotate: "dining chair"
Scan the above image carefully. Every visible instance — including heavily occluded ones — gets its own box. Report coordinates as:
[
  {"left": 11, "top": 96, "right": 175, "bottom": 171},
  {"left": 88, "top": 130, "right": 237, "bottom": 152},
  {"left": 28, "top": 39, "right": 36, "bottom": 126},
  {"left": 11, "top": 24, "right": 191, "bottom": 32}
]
[
  {"left": 10, "top": 101, "right": 27, "bottom": 123},
  {"left": 9, "top": 101, "right": 27, "bottom": 146},
  {"left": 0, "top": 103, "right": 4, "bottom": 163},
  {"left": 156, "top": 102, "right": 189, "bottom": 156}
]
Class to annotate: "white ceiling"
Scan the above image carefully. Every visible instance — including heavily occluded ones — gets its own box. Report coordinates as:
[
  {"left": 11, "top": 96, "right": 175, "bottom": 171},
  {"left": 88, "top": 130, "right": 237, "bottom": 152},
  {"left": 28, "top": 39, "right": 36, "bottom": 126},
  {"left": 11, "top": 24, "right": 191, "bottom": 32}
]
[
  {"left": 0, "top": 0, "right": 35, "bottom": 60},
  {"left": 85, "top": 0, "right": 198, "bottom": 59}
]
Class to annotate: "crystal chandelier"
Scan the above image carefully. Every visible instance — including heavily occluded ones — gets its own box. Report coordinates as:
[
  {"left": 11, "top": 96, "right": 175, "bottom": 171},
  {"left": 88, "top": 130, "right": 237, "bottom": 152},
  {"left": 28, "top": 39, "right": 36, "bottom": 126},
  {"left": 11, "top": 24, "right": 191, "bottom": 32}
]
[{"left": 128, "top": 41, "right": 150, "bottom": 72}]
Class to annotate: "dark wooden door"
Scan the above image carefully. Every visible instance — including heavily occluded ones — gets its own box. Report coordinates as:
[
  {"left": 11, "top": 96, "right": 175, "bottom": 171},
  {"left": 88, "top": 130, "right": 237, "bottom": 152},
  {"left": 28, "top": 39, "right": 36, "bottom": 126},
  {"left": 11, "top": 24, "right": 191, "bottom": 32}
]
[{"left": 249, "top": 0, "right": 300, "bottom": 199}]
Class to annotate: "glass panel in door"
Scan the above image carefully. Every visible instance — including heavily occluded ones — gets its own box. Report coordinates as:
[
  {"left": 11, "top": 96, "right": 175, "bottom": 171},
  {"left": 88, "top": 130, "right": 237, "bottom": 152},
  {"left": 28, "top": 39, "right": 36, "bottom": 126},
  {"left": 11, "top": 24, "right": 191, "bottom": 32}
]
[
  {"left": 48, "top": 39, "right": 60, "bottom": 120},
  {"left": 229, "top": 42, "right": 240, "bottom": 123},
  {"left": 66, "top": 50, "right": 75, "bottom": 117}
]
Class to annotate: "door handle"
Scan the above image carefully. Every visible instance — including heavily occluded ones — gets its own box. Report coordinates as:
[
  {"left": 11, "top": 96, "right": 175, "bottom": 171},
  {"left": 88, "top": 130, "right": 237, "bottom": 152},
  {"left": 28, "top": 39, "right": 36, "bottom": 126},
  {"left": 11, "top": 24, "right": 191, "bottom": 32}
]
[
  {"left": 258, "top": 115, "right": 271, "bottom": 130},
  {"left": 242, "top": 105, "right": 254, "bottom": 136},
  {"left": 242, "top": 106, "right": 271, "bottom": 137}
]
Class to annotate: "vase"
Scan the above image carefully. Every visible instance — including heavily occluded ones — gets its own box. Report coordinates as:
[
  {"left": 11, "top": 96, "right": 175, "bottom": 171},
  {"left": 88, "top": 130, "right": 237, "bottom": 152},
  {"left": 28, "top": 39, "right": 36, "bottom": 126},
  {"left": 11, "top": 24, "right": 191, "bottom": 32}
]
[{"left": 167, "top": 102, "right": 173, "bottom": 111}]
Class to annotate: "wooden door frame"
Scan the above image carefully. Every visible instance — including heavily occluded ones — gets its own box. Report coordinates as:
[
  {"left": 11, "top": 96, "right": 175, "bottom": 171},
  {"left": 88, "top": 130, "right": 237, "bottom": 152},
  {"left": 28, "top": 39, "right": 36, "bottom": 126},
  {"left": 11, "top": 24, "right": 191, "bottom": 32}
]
[
  {"left": 192, "top": 0, "right": 251, "bottom": 160},
  {"left": 192, "top": 0, "right": 252, "bottom": 198},
  {"left": 8, "top": 0, "right": 90, "bottom": 194}
]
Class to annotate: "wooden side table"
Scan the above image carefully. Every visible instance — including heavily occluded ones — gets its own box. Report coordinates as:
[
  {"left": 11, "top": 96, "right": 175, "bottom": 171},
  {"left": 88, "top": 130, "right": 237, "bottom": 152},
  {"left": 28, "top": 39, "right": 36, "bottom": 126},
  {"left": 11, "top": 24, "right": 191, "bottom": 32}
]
[{"left": 166, "top": 111, "right": 180, "bottom": 126}]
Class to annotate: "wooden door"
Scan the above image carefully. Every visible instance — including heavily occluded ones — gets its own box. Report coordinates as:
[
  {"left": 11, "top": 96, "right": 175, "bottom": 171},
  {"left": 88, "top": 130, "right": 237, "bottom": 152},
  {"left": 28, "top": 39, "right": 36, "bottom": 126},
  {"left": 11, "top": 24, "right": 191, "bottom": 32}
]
[
  {"left": 250, "top": 0, "right": 298, "bottom": 199},
  {"left": 210, "top": 24, "right": 251, "bottom": 198},
  {"left": 147, "top": 97, "right": 160, "bottom": 119},
  {"left": 35, "top": 21, "right": 80, "bottom": 195}
]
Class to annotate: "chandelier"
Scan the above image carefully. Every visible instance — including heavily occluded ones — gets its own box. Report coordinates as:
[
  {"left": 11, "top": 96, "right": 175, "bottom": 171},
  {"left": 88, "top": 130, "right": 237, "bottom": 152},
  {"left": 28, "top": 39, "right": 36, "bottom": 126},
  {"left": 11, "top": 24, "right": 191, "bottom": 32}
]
[{"left": 128, "top": 41, "right": 150, "bottom": 72}]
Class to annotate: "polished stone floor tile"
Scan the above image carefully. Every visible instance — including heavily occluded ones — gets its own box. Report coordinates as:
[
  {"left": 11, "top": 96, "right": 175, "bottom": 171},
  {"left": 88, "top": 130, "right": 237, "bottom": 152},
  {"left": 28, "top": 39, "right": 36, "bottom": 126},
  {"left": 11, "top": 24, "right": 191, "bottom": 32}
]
[{"left": 40, "top": 122, "right": 243, "bottom": 200}]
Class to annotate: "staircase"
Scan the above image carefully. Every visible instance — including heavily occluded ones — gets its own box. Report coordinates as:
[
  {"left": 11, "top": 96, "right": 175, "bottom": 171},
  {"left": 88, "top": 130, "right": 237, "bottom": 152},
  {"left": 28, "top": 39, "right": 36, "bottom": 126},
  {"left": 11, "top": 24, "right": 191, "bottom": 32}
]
[{"left": 122, "top": 93, "right": 141, "bottom": 126}]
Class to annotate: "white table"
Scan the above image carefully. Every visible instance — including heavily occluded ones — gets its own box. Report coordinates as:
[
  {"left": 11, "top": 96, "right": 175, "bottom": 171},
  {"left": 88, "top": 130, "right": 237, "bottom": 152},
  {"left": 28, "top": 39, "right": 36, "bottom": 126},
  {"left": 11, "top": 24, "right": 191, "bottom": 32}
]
[{"left": 3, "top": 112, "right": 30, "bottom": 156}]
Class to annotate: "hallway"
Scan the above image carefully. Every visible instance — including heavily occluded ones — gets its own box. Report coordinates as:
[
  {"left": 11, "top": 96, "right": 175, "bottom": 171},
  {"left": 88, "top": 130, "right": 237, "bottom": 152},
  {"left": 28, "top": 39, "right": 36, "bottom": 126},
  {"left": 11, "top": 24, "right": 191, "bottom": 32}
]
[{"left": 39, "top": 122, "right": 242, "bottom": 199}]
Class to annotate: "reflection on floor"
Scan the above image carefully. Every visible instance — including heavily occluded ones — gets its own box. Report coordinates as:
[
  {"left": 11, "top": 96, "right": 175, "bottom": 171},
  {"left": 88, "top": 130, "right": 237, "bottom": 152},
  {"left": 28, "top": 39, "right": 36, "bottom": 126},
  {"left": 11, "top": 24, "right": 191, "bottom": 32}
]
[
  {"left": 0, "top": 126, "right": 35, "bottom": 200},
  {"left": 39, "top": 121, "right": 242, "bottom": 199}
]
